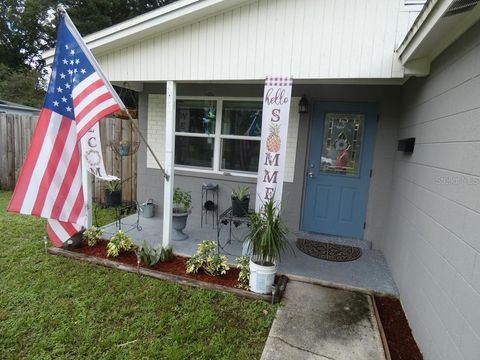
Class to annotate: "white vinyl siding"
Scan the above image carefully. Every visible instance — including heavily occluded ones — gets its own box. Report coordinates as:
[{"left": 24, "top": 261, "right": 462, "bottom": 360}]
[
  {"left": 97, "top": 0, "right": 404, "bottom": 82},
  {"left": 146, "top": 94, "right": 299, "bottom": 182}
]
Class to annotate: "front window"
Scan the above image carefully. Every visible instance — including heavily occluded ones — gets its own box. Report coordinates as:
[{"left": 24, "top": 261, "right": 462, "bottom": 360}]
[
  {"left": 175, "top": 100, "right": 216, "bottom": 169},
  {"left": 220, "top": 101, "right": 262, "bottom": 172},
  {"left": 175, "top": 98, "right": 262, "bottom": 174}
]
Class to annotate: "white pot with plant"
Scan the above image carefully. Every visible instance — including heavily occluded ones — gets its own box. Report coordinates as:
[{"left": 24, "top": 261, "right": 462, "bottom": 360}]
[
  {"left": 172, "top": 188, "right": 192, "bottom": 241},
  {"left": 247, "top": 197, "right": 289, "bottom": 294},
  {"left": 231, "top": 185, "right": 250, "bottom": 217}
]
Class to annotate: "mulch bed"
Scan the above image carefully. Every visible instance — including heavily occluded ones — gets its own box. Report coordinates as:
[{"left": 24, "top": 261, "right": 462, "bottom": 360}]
[
  {"left": 374, "top": 296, "right": 423, "bottom": 360},
  {"left": 73, "top": 240, "right": 240, "bottom": 288}
]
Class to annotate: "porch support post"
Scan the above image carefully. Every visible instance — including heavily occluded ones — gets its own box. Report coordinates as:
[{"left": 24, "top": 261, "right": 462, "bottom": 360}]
[{"left": 162, "top": 80, "right": 176, "bottom": 247}]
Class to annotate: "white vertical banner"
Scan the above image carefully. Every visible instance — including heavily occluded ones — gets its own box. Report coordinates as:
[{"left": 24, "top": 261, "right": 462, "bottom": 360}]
[
  {"left": 80, "top": 122, "right": 119, "bottom": 181},
  {"left": 255, "top": 76, "right": 293, "bottom": 211}
]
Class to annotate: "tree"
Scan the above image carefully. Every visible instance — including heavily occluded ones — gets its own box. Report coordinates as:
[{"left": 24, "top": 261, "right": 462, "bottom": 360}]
[
  {"left": 0, "top": 64, "right": 46, "bottom": 107},
  {"left": 0, "top": 0, "right": 176, "bottom": 106},
  {"left": 0, "top": 0, "right": 57, "bottom": 72},
  {"left": 63, "top": 0, "right": 177, "bottom": 36}
]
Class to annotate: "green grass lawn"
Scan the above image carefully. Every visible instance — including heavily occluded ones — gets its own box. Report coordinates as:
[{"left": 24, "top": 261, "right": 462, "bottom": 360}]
[{"left": 0, "top": 191, "right": 276, "bottom": 359}]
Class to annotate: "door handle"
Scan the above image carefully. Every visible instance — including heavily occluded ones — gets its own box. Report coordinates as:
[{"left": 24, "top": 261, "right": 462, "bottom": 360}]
[{"left": 307, "top": 171, "right": 314, "bottom": 178}]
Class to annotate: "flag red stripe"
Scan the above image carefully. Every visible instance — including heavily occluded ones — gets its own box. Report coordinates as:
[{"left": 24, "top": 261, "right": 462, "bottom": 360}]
[
  {"left": 68, "top": 188, "right": 84, "bottom": 224},
  {"left": 31, "top": 117, "right": 71, "bottom": 216},
  {"left": 47, "top": 223, "right": 64, "bottom": 247},
  {"left": 76, "top": 104, "right": 121, "bottom": 140},
  {"left": 60, "top": 221, "right": 80, "bottom": 236},
  {"left": 50, "top": 147, "right": 80, "bottom": 219},
  {"left": 73, "top": 79, "right": 104, "bottom": 107},
  {"left": 7, "top": 109, "right": 52, "bottom": 212},
  {"left": 47, "top": 220, "right": 81, "bottom": 247},
  {"left": 75, "top": 92, "right": 113, "bottom": 124}
]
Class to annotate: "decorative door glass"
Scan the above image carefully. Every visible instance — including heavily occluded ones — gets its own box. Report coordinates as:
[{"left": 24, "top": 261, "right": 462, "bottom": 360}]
[{"left": 320, "top": 113, "right": 365, "bottom": 176}]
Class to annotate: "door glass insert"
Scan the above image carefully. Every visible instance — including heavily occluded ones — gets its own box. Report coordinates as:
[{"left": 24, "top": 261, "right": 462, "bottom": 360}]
[{"left": 320, "top": 113, "right": 365, "bottom": 176}]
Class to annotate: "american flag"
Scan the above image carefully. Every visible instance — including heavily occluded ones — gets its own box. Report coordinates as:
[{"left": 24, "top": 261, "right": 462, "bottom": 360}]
[{"left": 7, "top": 12, "right": 122, "bottom": 246}]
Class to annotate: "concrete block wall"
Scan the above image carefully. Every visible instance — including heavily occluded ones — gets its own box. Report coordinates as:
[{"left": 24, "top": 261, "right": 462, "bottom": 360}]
[{"left": 383, "top": 22, "right": 480, "bottom": 360}]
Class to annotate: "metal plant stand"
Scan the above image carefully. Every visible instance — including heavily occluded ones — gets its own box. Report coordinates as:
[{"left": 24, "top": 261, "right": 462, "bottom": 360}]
[
  {"left": 114, "top": 200, "right": 142, "bottom": 232},
  {"left": 216, "top": 206, "right": 253, "bottom": 254},
  {"left": 106, "top": 117, "right": 141, "bottom": 234},
  {"left": 201, "top": 183, "right": 218, "bottom": 228}
]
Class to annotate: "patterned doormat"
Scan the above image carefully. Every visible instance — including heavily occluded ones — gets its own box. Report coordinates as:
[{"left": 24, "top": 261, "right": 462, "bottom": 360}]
[{"left": 296, "top": 238, "right": 362, "bottom": 262}]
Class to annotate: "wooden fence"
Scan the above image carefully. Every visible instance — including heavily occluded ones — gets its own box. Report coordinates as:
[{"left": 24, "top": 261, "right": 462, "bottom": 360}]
[{"left": 0, "top": 113, "right": 137, "bottom": 203}]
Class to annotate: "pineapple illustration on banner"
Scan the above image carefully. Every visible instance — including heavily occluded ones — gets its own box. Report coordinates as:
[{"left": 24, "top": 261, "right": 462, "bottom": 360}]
[
  {"left": 266, "top": 124, "right": 281, "bottom": 153},
  {"left": 255, "top": 76, "right": 293, "bottom": 211}
]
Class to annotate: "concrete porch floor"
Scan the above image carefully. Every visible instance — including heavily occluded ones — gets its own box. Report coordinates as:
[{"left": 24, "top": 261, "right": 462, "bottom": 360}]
[{"left": 102, "top": 213, "right": 398, "bottom": 296}]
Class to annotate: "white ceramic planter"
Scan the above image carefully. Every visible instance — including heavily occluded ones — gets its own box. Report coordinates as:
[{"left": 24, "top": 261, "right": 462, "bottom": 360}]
[{"left": 249, "top": 259, "right": 276, "bottom": 294}]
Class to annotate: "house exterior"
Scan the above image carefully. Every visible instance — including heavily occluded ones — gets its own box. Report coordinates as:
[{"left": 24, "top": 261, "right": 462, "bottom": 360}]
[
  {"left": 44, "top": 0, "right": 480, "bottom": 359},
  {"left": 0, "top": 100, "right": 40, "bottom": 116}
]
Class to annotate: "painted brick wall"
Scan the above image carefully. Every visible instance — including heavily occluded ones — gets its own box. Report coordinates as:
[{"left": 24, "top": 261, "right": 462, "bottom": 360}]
[
  {"left": 383, "top": 22, "right": 480, "bottom": 360},
  {"left": 146, "top": 94, "right": 166, "bottom": 169}
]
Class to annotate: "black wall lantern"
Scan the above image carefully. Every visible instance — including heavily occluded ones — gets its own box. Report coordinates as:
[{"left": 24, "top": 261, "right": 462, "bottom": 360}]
[{"left": 299, "top": 95, "right": 308, "bottom": 114}]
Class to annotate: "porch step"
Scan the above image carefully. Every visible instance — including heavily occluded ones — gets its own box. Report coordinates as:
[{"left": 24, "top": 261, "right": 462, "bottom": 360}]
[{"left": 293, "top": 231, "right": 372, "bottom": 250}]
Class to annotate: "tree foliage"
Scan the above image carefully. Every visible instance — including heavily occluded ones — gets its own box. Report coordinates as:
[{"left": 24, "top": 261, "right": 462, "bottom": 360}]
[
  {"left": 0, "top": 0, "right": 57, "bottom": 72},
  {"left": 0, "top": 64, "right": 46, "bottom": 108},
  {"left": 0, "top": 0, "right": 176, "bottom": 105},
  {"left": 64, "top": 0, "right": 177, "bottom": 37}
]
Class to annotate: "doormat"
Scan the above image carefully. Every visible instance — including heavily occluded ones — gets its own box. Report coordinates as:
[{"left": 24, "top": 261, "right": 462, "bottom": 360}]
[{"left": 296, "top": 238, "right": 362, "bottom": 262}]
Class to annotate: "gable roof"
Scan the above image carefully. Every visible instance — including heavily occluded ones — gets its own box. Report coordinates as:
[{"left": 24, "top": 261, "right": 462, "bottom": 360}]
[
  {"left": 43, "top": 0, "right": 250, "bottom": 63},
  {"left": 397, "top": 0, "right": 480, "bottom": 70}
]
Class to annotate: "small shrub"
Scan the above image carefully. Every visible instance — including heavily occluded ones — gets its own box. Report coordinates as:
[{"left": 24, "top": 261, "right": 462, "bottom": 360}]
[
  {"left": 160, "top": 246, "right": 174, "bottom": 262},
  {"left": 83, "top": 226, "right": 103, "bottom": 247},
  {"left": 236, "top": 256, "right": 250, "bottom": 290},
  {"left": 186, "top": 240, "right": 230, "bottom": 276},
  {"left": 138, "top": 240, "right": 174, "bottom": 266},
  {"left": 107, "top": 230, "right": 134, "bottom": 257}
]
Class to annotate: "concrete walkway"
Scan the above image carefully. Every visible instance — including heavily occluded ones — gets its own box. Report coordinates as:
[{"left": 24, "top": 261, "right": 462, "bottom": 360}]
[{"left": 261, "top": 281, "right": 386, "bottom": 360}]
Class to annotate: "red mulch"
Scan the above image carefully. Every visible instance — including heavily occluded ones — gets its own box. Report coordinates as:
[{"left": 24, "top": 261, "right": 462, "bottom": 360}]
[
  {"left": 374, "top": 296, "right": 423, "bottom": 360},
  {"left": 73, "top": 240, "right": 240, "bottom": 288}
]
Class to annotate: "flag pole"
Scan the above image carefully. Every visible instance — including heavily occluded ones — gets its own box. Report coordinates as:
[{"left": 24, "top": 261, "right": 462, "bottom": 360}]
[
  {"left": 58, "top": 5, "right": 169, "bottom": 181},
  {"left": 122, "top": 109, "right": 169, "bottom": 181},
  {"left": 81, "top": 150, "right": 93, "bottom": 227}
]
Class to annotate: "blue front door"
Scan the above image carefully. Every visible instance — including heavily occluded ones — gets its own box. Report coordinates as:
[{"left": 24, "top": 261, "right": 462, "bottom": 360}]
[{"left": 302, "top": 102, "right": 377, "bottom": 239}]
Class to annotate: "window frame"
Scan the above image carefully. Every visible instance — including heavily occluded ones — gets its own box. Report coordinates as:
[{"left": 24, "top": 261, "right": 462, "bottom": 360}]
[{"left": 174, "top": 96, "right": 262, "bottom": 178}]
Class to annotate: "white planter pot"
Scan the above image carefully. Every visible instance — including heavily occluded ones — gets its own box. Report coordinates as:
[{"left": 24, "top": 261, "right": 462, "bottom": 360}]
[{"left": 249, "top": 259, "right": 277, "bottom": 294}]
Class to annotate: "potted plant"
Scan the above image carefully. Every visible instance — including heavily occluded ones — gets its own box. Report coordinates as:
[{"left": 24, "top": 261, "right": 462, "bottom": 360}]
[
  {"left": 172, "top": 188, "right": 192, "bottom": 241},
  {"left": 104, "top": 178, "right": 129, "bottom": 207},
  {"left": 105, "top": 180, "right": 122, "bottom": 207},
  {"left": 231, "top": 185, "right": 250, "bottom": 217},
  {"left": 246, "top": 197, "right": 290, "bottom": 294},
  {"left": 118, "top": 140, "right": 131, "bottom": 156}
]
